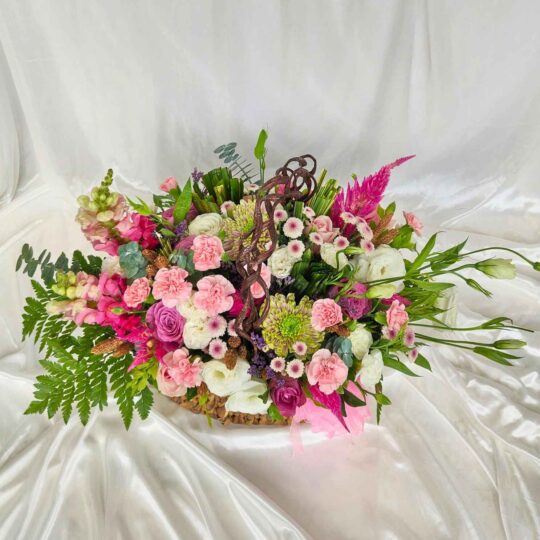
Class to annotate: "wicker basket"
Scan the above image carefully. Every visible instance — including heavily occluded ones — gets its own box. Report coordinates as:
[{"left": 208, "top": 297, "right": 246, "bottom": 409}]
[{"left": 172, "top": 391, "right": 291, "bottom": 426}]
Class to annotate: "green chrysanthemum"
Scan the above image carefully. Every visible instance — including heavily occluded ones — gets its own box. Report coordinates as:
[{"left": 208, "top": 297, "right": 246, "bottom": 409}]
[
  {"left": 222, "top": 199, "right": 270, "bottom": 259},
  {"left": 261, "top": 293, "right": 323, "bottom": 357}
]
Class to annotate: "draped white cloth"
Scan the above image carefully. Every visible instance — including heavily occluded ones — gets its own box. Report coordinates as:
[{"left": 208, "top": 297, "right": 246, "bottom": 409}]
[{"left": 1, "top": 2, "right": 539, "bottom": 539}]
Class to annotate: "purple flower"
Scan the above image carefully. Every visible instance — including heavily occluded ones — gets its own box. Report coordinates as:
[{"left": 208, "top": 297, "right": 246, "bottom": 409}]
[
  {"left": 339, "top": 283, "right": 372, "bottom": 320},
  {"left": 191, "top": 168, "right": 204, "bottom": 182},
  {"left": 146, "top": 301, "right": 185, "bottom": 343},
  {"left": 270, "top": 377, "right": 307, "bottom": 417}
]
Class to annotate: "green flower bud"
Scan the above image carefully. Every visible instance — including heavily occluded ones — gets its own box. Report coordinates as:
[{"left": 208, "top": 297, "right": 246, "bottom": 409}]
[
  {"left": 366, "top": 283, "right": 396, "bottom": 299},
  {"left": 88, "top": 201, "right": 99, "bottom": 212},
  {"left": 67, "top": 271, "right": 77, "bottom": 285},
  {"left": 65, "top": 286, "right": 77, "bottom": 300},
  {"left": 533, "top": 262, "right": 540, "bottom": 271},
  {"left": 91, "top": 187, "right": 100, "bottom": 201},
  {"left": 476, "top": 258, "right": 516, "bottom": 279},
  {"left": 97, "top": 210, "right": 114, "bottom": 222},
  {"left": 110, "top": 307, "right": 125, "bottom": 315},
  {"left": 52, "top": 285, "right": 66, "bottom": 296},
  {"left": 494, "top": 339, "right": 526, "bottom": 350},
  {"left": 77, "top": 195, "right": 90, "bottom": 208},
  {"left": 99, "top": 193, "right": 107, "bottom": 202}
]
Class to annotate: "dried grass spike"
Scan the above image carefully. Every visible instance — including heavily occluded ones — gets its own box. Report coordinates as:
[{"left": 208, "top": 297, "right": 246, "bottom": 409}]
[{"left": 91, "top": 338, "right": 124, "bottom": 355}]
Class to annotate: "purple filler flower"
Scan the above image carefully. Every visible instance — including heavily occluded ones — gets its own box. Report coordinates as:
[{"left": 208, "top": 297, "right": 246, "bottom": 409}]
[
  {"left": 270, "top": 377, "right": 307, "bottom": 417},
  {"left": 146, "top": 301, "right": 185, "bottom": 343}
]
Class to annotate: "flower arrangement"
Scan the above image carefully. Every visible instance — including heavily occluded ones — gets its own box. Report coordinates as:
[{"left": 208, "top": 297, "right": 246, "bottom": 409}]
[{"left": 17, "top": 132, "right": 538, "bottom": 433}]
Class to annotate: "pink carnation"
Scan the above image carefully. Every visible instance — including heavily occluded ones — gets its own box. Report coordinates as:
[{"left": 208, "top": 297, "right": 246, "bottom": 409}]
[
  {"left": 403, "top": 211, "right": 423, "bottom": 235},
  {"left": 193, "top": 275, "right": 235, "bottom": 317},
  {"left": 157, "top": 348, "right": 202, "bottom": 397},
  {"left": 311, "top": 298, "right": 343, "bottom": 332},
  {"left": 160, "top": 177, "right": 178, "bottom": 192},
  {"left": 306, "top": 349, "right": 349, "bottom": 394},
  {"left": 123, "top": 277, "right": 150, "bottom": 308},
  {"left": 249, "top": 263, "right": 271, "bottom": 299},
  {"left": 386, "top": 299, "right": 409, "bottom": 331},
  {"left": 152, "top": 267, "right": 193, "bottom": 308},
  {"left": 191, "top": 235, "right": 224, "bottom": 271}
]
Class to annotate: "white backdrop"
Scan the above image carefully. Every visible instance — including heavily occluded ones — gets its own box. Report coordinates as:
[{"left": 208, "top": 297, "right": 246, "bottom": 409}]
[{"left": 1, "top": 2, "right": 539, "bottom": 539}]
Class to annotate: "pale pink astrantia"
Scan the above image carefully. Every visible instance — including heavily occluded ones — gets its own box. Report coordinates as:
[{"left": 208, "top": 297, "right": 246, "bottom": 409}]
[
  {"left": 270, "top": 357, "right": 286, "bottom": 372},
  {"left": 382, "top": 326, "right": 398, "bottom": 341},
  {"left": 356, "top": 218, "right": 373, "bottom": 241},
  {"left": 286, "top": 359, "right": 305, "bottom": 378},
  {"left": 361, "top": 239, "right": 375, "bottom": 254},
  {"left": 292, "top": 341, "right": 308, "bottom": 356},
  {"left": 274, "top": 206, "right": 288, "bottom": 222},
  {"left": 404, "top": 327, "right": 415, "bottom": 347},
  {"left": 340, "top": 211, "right": 358, "bottom": 225},
  {"left": 309, "top": 232, "right": 323, "bottom": 245},
  {"left": 287, "top": 240, "right": 305, "bottom": 259},
  {"left": 330, "top": 155, "right": 415, "bottom": 231},
  {"left": 334, "top": 236, "right": 349, "bottom": 249},
  {"left": 206, "top": 316, "right": 227, "bottom": 338},
  {"left": 220, "top": 201, "right": 235, "bottom": 214},
  {"left": 403, "top": 211, "right": 423, "bottom": 236},
  {"left": 283, "top": 217, "right": 303, "bottom": 239},
  {"left": 208, "top": 338, "right": 227, "bottom": 359},
  {"left": 408, "top": 348, "right": 419, "bottom": 362}
]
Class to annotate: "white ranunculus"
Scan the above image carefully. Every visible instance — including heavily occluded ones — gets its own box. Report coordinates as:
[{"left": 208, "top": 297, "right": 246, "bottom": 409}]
[
  {"left": 365, "top": 245, "right": 405, "bottom": 290},
  {"left": 320, "top": 243, "right": 349, "bottom": 270},
  {"left": 434, "top": 288, "right": 458, "bottom": 327},
  {"left": 268, "top": 246, "right": 296, "bottom": 278},
  {"left": 351, "top": 254, "right": 369, "bottom": 281},
  {"left": 349, "top": 324, "right": 373, "bottom": 359},
  {"left": 225, "top": 380, "right": 271, "bottom": 415},
  {"left": 188, "top": 213, "right": 223, "bottom": 236},
  {"left": 183, "top": 318, "right": 212, "bottom": 349},
  {"left": 177, "top": 294, "right": 207, "bottom": 321},
  {"left": 101, "top": 256, "right": 122, "bottom": 275},
  {"left": 358, "top": 350, "right": 383, "bottom": 387},
  {"left": 202, "top": 359, "right": 251, "bottom": 397}
]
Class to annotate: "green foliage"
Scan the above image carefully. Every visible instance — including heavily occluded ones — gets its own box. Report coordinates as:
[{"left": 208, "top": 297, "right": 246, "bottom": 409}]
[
  {"left": 382, "top": 353, "right": 419, "bottom": 377},
  {"left": 328, "top": 336, "right": 353, "bottom": 367},
  {"left": 192, "top": 167, "right": 245, "bottom": 213},
  {"left": 126, "top": 196, "right": 154, "bottom": 216},
  {"left": 254, "top": 129, "right": 268, "bottom": 182},
  {"left": 214, "top": 142, "right": 255, "bottom": 181},
  {"left": 390, "top": 225, "right": 415, "bottom": 250},
  {"left": 268, "top": 403, "right": 285, "bottom": 422},
  {"left": 415, "top": 353, "right": 432, "bottom": 371},
  {"left": 173, "top": 179, "right": 192, "bottom": 224},
  {"left": 118, "top": 242, "right": 147, "bottom": 280},
  {"left": 70, "top": 250, "right": 103, "bottom": 275},
  {"left": 407, "top": 233, "right": 438, "bottom": 275},
  {"left": 169, "top": 250, "right": 195, "bottom": 273},
  {"left": 342, "top": 388, "right": 366, "bottom": 407},
  {"left": 309, "top": 174, "right": 340, "bottom": 216}
]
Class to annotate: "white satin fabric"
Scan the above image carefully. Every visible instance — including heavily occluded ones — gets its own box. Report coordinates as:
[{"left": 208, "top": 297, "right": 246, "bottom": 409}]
[{"left": 1, "top": 2, "right": 539, "bottom": 539}]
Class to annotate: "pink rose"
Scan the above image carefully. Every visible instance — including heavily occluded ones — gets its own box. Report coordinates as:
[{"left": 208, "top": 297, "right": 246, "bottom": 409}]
[
  {"left": 98, "top": 272, "right": 125, "bottom": 298},
  {"left": 193, "top": 275, "right": 235, "bottom": 317},
  {"left": 403, "top": 211, "right": 423, "bottom": 235},
  {"left": 306, "top": 349, "right": 349, "bottom": 394},
  {"left": 157, "top": 347, "right": 203, "bottom": 398},
  {"left": 152, "top": 267, "right": 193, "bottom": 308},
  {"left": 191, "top": 235, "right": 224, "bottom": 271},
  {"left": 313, "top": 215, "right": 338, "bottom": 243},
  {"left": 249, "top": 263, "right": 271, "bottom": 299},
  {"left": 160, "top": 177, "right": 178, "bottom": 192},
  {"left": 386, "top": 299, "right": 409, "bottom": 331},
  {"left": 123, "top": 277, "right": 151, "bottom": 308},
  {"left": 311, "top": 298, "right": 343, "bottom": 331}
]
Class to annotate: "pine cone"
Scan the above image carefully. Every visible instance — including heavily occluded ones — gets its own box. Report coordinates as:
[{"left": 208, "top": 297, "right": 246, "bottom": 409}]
[
  {"left": 142, "top": 249, "right": 158, "bottom": 262},
  {"left": 327, "top": 324, "right": 351, "bottom": 337},
  {"left": 237, "top": 345, "right": 248, "bottom": 359},
  {"left": 224, "top": 349, "right": 237, "bottom": 370},
  {"left": 154, "top": 255, "right": 169, "bottom": 269},
  {"left": 146, "top": 265, "right": 157, "bottom": 278},
  {"left": 91, "top": 338, "right": 124, "bottom": 355},
  {"left": 227, "top": 336, "right": 241, "bottom": 349},
  {"left": 111, "top": 342, "right": 134, "bottom": 358}
]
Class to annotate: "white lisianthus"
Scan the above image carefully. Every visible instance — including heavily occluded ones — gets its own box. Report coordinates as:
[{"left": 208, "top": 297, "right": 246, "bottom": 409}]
[
  {"left": 358, "top": 350, "right": 383, "bottom": 387},
  {"left": 177, "top": 294, "right": 207, "bottom": 321},
  {"left": 188, "top": 213, "right": 223, "bottom": 236},
  {"left": 225, "top": 380, "right": 271, "bottom": 415},
  {"left": 101, "top": 256, "right": 122, "bottom": 275},
  {"left": 349, "top": 324, "right": 373, "bottom": 359},
  {"left": 434, "top": 288, "right": 458, "bottom": 327},
  {"left": 365, "top": 245, "right": 405, "bottom": 290},
  {"left": 321, "top": 243, "right": 349, "bottom": 270},
  {"left": 351, "top": 254, "right": 369, "bottom": 281},
  {"left": 202, "top": 359, "right": 251, "bottom": 397},
  {"left": 268, "top": 246, "right": 296, "bottom": 278},
  {"left": 183, "top": 318, "right": 212, "bottom": 349}
]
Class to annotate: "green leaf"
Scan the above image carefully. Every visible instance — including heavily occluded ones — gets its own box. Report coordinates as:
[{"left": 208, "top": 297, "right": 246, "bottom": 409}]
[
  {"left": 409, "top": 280, "right": 455, "bottom": 292},
  {"left": 254, "top": 129, "right": 268, "bottom": 160},
  {"left": 472, "top": 346, "right": 515, "bottom": 366},
  {"left": 135, "top": 387, "right": 154, "bottom": 420},
  {"left": 408, "top": 233, "right": 438, "bottom": 275},
  {"left": 186, "top": 387, "right": 197, "bottom": 401},
  {"left": 415, "top": 353, "right": 432, "bottom": 371},
  {"left": 268, "top": 403, "right": 284, "bottom": 422},
  {"left": 127, "top": 196, "right": 153, "bottom": 216},
  {"left": 173, "top": 179, "right": 192, "bottom": 224},
  {"left": 374, "top": 392, "right": 392, "bottom": 405},
  {"left": 342, "top": 389, "right": 366, "bottom": 407},
  {"left": 390, "top": 225, "right": 415, "bottom": 250},
  {"left": 382, "top": 354, "right": 419, "bottom": 377}
]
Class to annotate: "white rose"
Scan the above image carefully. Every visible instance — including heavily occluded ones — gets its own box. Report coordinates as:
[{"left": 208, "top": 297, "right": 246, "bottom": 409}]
[
  {"left": 101, "top": 256, "right": 122, "bottom": 275},
  {"left": 349, "top": 324, "right": 373, "bottom": 359},
  {"left": 351, "top": 254, "right": 369, "bottom": 281},
  {"left": 188, "top": 213, "right": 223, "bottom": 236},
  {"left": 202, "top": 359, "right": 251, "bottom": 397},
  {"left": 365, "top": 245, "right": 405, "bottom": 290},
  {"left": 434, "top": 288, "right": 458, "bottom": 327},
  {"left": 358, "top": 350, "right": 383, "bottom": 387},
  {"left": 177, "top": 294, "right": 207, "bottom": 321},
  {"left": 268, "top": 246, "right": 295, "bottom": 278},
  {"left": 321, "top": 243, "right": 348, "bottom": 270},
  {"left": 183, "top": 318, "right": 212, "bottom": 349},
  {"left": 225, "top": 380, "right": 271, "bottom": 415}
]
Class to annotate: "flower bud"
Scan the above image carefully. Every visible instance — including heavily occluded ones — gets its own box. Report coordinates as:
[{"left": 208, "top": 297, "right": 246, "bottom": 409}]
[
  {"left": 67, "top": 272, "right": 77, "bottom": 285},
  {"left": 533, "top": 262, "right": 540, "bottom": 271},
  {"left": 476, "top": 258, "right": 516, "bottom": 279},
  {"left": 77, "top": 195, "right": 90, "bottom": 208},
  {"left": 97, "top": 210, "right": 114, "bottom": 222},
  {"left": 366, "top": 283, "right": 396, "bottom": 299},
  {"left": 110, "top": 307, "right": 125, "bottom": 315},
  {"left": 91, "top": 187, "right": 100, "bottom": 201},
  {"left": 65, "top": 286, "right": 77, "bottom": 300},
  {"left": 494, "top": 339, "right": 526, "bottom": 350},
  {"left": 88, "top": 201, "right": 99, "bottom": 212}
]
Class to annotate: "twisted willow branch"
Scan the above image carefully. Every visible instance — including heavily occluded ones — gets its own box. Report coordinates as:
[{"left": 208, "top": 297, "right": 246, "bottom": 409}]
[{"left": 234, "top": 155, "right": 318, "bottom": 342}]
